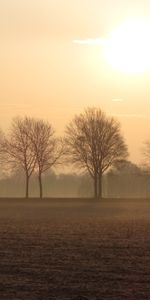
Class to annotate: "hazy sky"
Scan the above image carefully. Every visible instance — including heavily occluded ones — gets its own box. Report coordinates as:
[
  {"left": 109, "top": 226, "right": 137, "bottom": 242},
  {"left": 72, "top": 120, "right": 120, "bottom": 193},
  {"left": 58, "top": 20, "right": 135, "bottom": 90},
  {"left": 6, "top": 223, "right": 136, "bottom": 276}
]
[{"left": 1, "top": 0, "right": 150, "bottom": 163}]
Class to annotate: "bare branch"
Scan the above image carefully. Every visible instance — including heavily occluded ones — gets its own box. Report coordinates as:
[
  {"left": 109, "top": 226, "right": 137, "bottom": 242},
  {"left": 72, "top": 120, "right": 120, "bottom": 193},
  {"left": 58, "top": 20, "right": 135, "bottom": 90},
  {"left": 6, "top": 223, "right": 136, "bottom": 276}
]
[{"left": 65, "top": 107, "right": 128, "bottom": 198}]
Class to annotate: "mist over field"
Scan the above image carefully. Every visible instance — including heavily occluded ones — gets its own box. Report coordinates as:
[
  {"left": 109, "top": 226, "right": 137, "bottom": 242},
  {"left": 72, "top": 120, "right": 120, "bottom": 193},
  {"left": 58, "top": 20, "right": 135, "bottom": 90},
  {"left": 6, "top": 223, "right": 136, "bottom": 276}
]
[
  {"left": 1, "top": 0, "right": 150, "bottom": 299},
  {"left": 0, "top": 167, "right": 150, "bottom": 198}
]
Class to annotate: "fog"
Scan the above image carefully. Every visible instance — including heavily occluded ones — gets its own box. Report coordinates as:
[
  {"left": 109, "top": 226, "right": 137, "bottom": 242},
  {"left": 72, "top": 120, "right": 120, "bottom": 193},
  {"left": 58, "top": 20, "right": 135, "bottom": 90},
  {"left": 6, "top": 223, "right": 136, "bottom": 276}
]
[{"left": 0, "top": 164, "right": 150, "bottom": 198}]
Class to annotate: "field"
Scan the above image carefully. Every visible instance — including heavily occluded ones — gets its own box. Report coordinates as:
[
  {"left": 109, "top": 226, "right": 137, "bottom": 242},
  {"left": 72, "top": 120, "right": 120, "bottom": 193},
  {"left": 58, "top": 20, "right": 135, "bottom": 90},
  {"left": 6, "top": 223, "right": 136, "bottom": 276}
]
[{"left": 0, "top": 198, "right": 150, "bottom": 300}]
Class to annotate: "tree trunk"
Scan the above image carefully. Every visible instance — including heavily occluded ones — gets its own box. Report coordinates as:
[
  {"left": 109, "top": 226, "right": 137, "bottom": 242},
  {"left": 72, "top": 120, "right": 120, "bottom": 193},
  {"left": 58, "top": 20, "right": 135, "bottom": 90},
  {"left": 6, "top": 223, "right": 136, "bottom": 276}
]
[
  {"left": 98, "top": 173, "right": 102, "bottom": 199},
  {"left": 94, "top": 174, "right": 98, "bottom": 199},
  {"left": 38, "top": 173, "right": 43, "bottom": 199},
  {"left": 25, "top": 175, "right": 29, "bottom": 198}
]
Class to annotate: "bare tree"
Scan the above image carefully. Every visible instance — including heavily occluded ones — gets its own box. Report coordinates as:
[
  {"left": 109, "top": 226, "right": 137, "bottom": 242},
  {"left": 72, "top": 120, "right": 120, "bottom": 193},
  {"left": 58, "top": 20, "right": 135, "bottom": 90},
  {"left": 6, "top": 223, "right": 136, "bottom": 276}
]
[
  {"left": 65, "top": 108, "right": 128, "bottom": 199},
  {"left": 0, "top": 128, "right": 7, "bottom": 176},
  {"left": 141, "top": 140, "right": 150, "bottom": 170},
  {"left": 4, "top": 117, "right": 36, "bottom": 198},
  {"left": 29, "top": 119, "right": 65, "bottom": 198},
  {"left": 140, "top": 139, "right": 150, "bottom": 186}
]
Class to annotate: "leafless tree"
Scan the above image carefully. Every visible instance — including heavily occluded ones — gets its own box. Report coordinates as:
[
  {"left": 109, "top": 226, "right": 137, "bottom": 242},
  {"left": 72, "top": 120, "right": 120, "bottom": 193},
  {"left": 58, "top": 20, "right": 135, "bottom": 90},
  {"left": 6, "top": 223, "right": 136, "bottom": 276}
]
[
  {"left": 4, "top": 117, "right": 36, "bottom": 198},
  {"left": 28, "top": 119, "right": 65, "bottom": 198},
  {"left": 141, "top": 140, "right": 150, "bottom": 180},
  {"left": 142, "top": 140, "right": 150, "bottom": 168},
  {"left": 65, "top": 108, "right": 128, "bottom": 199},
  {"left": 0, "top": 129, "right": 7, "bottom": 175}
]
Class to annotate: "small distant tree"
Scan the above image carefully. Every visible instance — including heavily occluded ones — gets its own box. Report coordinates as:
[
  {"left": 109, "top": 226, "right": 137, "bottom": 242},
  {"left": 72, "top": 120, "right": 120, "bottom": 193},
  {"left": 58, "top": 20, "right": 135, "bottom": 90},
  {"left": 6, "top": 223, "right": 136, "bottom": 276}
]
[
  {"left": 141, "top": 140, "right": 150, "bottom": 170},
  {"left": 29, "top": 119, "right": 65, "bottom": 198},
  {"left": 0, "top": 129, "right": 7, "bottom": 175},
  {"left": 65, "top": 107, "right": 128, "bottom": 199},
  {"left": 4, "top": 117, "right": 36, "bottom": 198}
]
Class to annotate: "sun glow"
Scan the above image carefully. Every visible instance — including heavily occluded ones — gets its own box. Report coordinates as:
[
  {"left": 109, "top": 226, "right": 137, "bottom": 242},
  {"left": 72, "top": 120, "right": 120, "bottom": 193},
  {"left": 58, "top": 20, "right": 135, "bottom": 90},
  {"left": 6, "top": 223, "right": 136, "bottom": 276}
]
[{"left": 104, "top": 18, "right": 150, "bottom": 73}]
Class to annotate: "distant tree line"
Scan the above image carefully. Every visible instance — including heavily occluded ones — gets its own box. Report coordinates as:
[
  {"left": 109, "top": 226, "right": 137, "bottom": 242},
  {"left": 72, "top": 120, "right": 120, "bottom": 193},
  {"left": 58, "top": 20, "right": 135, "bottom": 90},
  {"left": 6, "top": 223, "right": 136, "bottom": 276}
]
[
  {"left": 0, "top": 163, "right": 149, "bottom": 198},
  {"left": 0, "top": 107, "right": 149, "bottom": 199}
]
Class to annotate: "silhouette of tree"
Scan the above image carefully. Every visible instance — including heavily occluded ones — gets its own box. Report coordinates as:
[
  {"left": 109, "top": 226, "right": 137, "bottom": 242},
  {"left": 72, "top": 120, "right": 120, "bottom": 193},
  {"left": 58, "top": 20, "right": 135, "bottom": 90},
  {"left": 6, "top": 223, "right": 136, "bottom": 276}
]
[
  {"left": 4, "top": 117, "right": 36, "bottom": 198},
  {"left": 0, "top": 128, "right": 7, "bottom": 176},
  {"left": 28, "top": 119, "right": 65, "bottom": 198},
  {"left": 141, "top": 140, "right": 150, "bottom": 171},
  {"left": 65, "top": 107, "right": 128, "bottom": 199}
]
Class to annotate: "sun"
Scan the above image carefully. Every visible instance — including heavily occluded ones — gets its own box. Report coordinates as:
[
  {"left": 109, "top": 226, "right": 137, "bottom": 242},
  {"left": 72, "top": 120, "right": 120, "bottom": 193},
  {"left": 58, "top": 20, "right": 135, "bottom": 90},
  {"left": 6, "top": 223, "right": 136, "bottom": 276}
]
[{"left": 104, "top": 18, "right": 150, "bottom": 74}]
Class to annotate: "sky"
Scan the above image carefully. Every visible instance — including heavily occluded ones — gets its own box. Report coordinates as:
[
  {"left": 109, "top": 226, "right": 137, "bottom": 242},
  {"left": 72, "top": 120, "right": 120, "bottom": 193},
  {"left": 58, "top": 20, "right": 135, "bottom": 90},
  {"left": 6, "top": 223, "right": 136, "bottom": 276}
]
[{"left": 1, "top": 0, "right": 150, "bottom": 164}]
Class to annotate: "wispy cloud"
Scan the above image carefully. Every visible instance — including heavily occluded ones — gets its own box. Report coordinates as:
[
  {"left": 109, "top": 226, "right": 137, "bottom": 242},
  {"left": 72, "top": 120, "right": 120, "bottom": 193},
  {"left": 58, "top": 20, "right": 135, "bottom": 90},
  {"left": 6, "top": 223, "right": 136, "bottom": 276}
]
[
  {"left": 73, "top": 38, "right": 107, "bottom": 46},
  {"left": 0, "top": 104, "right": 32, "bottom": 108},
  {"left": 112, "top": 113, "right": 150, "bottom": 119},
  {"left": 112, "top": 99, "right": 124, "bottom": 102}
]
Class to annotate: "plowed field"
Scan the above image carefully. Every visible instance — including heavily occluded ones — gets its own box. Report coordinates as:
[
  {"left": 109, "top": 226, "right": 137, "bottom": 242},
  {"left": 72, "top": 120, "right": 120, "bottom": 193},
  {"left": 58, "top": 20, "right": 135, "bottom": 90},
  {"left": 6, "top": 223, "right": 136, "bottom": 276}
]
[{"left": 0, "top": 198, "right": 150, "bottom": 300}]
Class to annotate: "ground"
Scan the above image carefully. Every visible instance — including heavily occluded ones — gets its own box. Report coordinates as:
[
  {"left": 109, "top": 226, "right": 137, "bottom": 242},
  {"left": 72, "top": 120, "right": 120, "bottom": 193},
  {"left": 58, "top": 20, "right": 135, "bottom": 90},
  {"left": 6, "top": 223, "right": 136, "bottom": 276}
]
[{"left": 0, "top": 198, "right": 150, "bottom": 300}]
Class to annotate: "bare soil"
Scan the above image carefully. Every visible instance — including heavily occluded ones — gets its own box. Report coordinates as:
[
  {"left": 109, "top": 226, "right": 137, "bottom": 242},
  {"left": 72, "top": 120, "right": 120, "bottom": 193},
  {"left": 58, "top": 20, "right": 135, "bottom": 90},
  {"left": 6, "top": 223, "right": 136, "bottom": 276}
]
[{"left": 0, "top": 198, "right": 150, "bottom": 299}]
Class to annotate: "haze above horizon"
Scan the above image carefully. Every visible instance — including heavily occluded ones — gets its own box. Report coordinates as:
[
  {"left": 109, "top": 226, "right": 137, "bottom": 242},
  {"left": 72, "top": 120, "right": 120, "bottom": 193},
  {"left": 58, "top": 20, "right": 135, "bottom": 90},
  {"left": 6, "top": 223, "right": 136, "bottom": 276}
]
[{"left": 1, "top": 0, "right": 150, "bottom": 164}]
